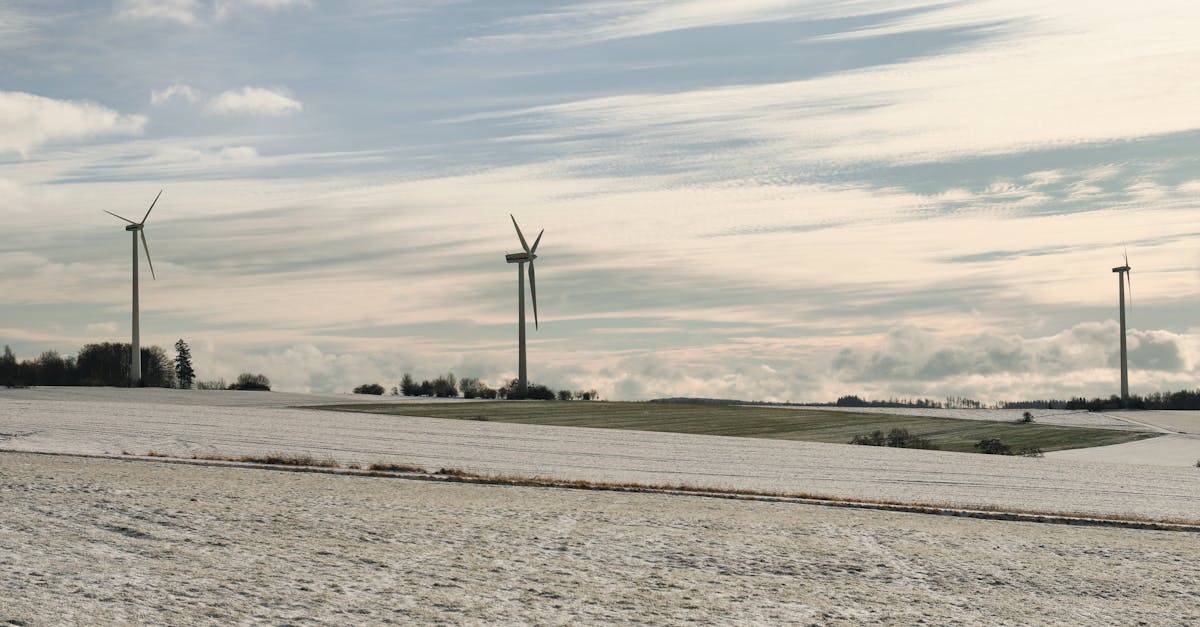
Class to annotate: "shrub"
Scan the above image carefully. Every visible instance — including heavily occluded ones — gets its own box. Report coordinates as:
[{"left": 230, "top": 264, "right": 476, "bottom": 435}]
[
  {"left": 431, "top": 374, "right": 458, "bottom": 397},
  {"left": 460, "top": 377, "right": 499, "bottom": 399},
  {"left": 1020, "top": 411, "right": 1034, "bottom": 423},
  {"left": 975, "top": 438, "right": 1012, "bottom": 455},
  {"left": 229, "top": 372, "right": 271, "bottom": 391},
  {"left": 885, "top": 428, "right": 939, "bottom": 450},
  {"left": 196, "top": 379, "right": 227, "bottom": 390},
  {"left": 849, "top": 430, "right": 886, "bottom": 446},
  {"left": 353, "top": 383, "right": 385, "bottom": 395},
  {"left": 1018, "top": 447, "right": 1044, "bottom": 458},
  {"left": 849, "top": 428, "right": 938, "bottom": 450}
]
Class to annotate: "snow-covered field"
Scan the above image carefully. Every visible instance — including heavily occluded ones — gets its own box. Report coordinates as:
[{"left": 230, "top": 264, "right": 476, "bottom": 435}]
[
  {"left": 2, "top": 388, "right": 1199, "bottom": 521},
  {"left": 785, "top": 404, "right": 1200, "bottom": 433},
  {"left": 3, "top": 452, "right": 1198, "bottom": 625}
]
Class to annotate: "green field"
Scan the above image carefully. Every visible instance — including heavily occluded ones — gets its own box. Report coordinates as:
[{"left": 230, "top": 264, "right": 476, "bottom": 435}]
[{"left": 315, "top": 401, "right": 1156, "bottom": 454}]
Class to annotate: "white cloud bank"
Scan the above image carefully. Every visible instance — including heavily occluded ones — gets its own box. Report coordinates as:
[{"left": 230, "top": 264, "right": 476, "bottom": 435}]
[
  {"left": 0, "top": 91, "right": 145, "bottom": 156},
  {"left": 208, "top": 87, "right": 302, "bottom": 116}
]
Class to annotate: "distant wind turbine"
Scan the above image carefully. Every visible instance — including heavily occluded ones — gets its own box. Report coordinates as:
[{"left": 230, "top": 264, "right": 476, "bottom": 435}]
[
  {"left": 104, "top": 190, "right": 162, "bottom": 387},
  {"left": 1112, "top": 249, "right": 1132, "bottom": 407},
  {"left": 505, "top": 214, "right": 542, "bottom": 398}
]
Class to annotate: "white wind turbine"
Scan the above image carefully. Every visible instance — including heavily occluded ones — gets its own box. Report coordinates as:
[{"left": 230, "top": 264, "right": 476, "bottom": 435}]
[
  {"left": 505, "top": 214, "right": 542, "bottom": 398},
  {"left": 1111, "top": 249, "right": 1132, "bottom": 407},
  {"left": 104, "top": 190, "right": 162, "bottom": 387}
]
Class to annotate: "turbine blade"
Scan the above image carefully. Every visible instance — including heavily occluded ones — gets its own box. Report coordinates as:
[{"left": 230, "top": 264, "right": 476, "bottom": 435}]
[
  {"left": 141, "top": 189, "right": 163, "bottom": 224},
  {"left": 528, "top": 261, "right": 538, "bottom": 330},
  {"left": 530, "top": 228, "right": 544, "bottom": 254},
  {"left": 140, "top": 230, "right": 156, "bottom": 280},
  {"left": 104, "top": 210, "right": 137, "bottom": 225},
  {"left": 1126, "top": 270, "right": 1132, "bottom": 314},
  {"left": 510, "top": 214, "right": 530, "bottom": 252},
  {"left": 1123, "top": 245, "right": 1128, "bottom": 268}
]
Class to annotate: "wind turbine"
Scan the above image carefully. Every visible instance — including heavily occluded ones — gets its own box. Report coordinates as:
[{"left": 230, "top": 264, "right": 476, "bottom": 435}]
[
  {"left": 505, "top": 214, "right": 542, "bottom": 398},
  {"left": 104, "top": 190, "right": 162, "bottom": 387},
  {"left": 1112, "top": 249, "right": 1132, "bottom": 408}
]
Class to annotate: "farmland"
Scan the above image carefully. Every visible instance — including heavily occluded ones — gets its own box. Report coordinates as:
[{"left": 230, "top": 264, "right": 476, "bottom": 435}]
[
  {"left": 319, "top": 400, "right": 1156, "bottom": 453},
  {"left": 3, "top": 387, "right": 1200, "bottom": 624},
  {"left": 3, "top": 451, "right": 1198, "bottom": 625},
  {"left": 2, "top": 388, "right": 1198, "bottom": 521}
]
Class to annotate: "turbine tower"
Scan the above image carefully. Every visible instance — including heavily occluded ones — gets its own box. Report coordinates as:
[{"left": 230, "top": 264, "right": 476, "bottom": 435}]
[
  {"left": 1112, "top": 251, "right": 1132, "bottom": 408},
  {"left": 505, "top": 214, "right": 542, "bottom": 398},
  {"left": 104, "top": 190, "right": 162, "bottom": 387}
]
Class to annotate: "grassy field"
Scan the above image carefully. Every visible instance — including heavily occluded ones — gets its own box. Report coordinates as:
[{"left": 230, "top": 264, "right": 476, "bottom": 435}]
[{"left": 316, "top": 402, "right": 1156, "bottom": 454}]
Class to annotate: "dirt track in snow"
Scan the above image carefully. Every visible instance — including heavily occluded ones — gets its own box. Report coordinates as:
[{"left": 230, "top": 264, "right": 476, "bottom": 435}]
[{"left": 3, "top": 452, "right": 1199, "bottom": 625}]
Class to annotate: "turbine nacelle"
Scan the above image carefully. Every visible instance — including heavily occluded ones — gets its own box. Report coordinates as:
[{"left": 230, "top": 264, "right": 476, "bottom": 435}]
[{"left": 505, "top": 252, "right": 537, "bottom": 263}]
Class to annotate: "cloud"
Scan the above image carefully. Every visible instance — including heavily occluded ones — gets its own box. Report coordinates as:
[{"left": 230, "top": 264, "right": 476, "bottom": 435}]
[
  {"left": 453, "top": 0, "right": 940, "bottom": 51},
  {"left": 113, "top": 0, "right": 201, "bottom": 24},
  {"left": 214, "top": 0, "right": 313, "bottom": 19},
  {"left": 0, "top": 91, "right": 146, "bottom": 156},
  {"left": 86, "top": 322, "right": 119, "bottom": 335},
  {"left": 151, "top": 84, "right": 200, "bottom": 106},
  {"left": 828, "top": 322, "right": 1198, "bottom": 402},
  {"left": 208, "top": 87, "right": 302, "bottom": 116},
  {"left": 457, "top": 2, "right": 1200, "bottom": 171}
]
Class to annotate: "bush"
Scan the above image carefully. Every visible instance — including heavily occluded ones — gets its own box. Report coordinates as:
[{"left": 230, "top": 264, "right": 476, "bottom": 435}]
[
  {"left": 1018, "top": 447, "right": 1044, "bottom": 458},
  {"left": 849, "top": 430, "right": 885, "bottom": 446},
  {"left": 229, "top": 372, "right": 271, "bottom": 391},
  {"left": 1020, "top": 411, "right": 1034, "bottom": 423},
  {"left": 459, "top": 377, "right": 498, "bottom": 399},
  {"left": 975, "top": 438, "right": 1012, "bottom": 455},
  {"left": 353, "top": 383, "right": 385, "bottom": 395},
  {"left": 849, "top": 428, "right": 938, "bottom": 450},
  {"left": 885, "top": 428, "right": 938, "bottom": 449},
  {"left": 430, "top": 374, "right": 458, "bottom": 398}
]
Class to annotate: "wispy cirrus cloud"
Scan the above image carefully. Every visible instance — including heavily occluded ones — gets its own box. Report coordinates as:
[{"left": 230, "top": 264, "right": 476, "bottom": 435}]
[
  {"left": 114, "top": 0, "right": 309, "bottom": 24},
  {"left": 208, "top": 87, "right": 302, "bottom": 116},
  {"left": 0, "top": 91, "right": 145, "bottom": 156},
  {"left": 452, "top": 0, "right": 943, "bottom": 51},
  {"left": 459, "top": 2, "right": 1200, "bottom": 173}
]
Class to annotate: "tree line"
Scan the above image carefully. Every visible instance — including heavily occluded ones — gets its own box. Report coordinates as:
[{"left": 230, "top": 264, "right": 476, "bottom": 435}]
[
  {"left": 1, "top": 343, "right": 177, "bottom": 388},
  {"left": 999, "top": 390, "right": 1200, "bottom": 411},
  {"left": 1, "top": 341, "right": 270, "bottom": 391},
  {"left": 351, "top": 372, "right": 599, "bottom": 401}
]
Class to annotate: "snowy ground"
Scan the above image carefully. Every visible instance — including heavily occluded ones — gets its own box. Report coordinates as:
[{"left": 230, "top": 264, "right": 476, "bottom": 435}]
[
  {"left": 2, "top": 388, "right": 1199, "bottom": 521},
  {"left": 785, "top": 405, "right": 1200, "bottom": 433},
  {"left": 0, "top": 386, "right": 456, "bottom": 408},
  {"left": 2, "top": 452, "right": 1198, "bottom": 625}
]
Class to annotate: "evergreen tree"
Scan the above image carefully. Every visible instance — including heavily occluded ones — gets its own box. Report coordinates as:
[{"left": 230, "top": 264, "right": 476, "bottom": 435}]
[
  {"left": 0, "top": 346, "right": 18, "bottom": 387},
  {"left": 174, "top": 339, "right": 196, "bottom": 389},
  {"left": 399, "top": 373, "right": 417, "bottom": 396}
]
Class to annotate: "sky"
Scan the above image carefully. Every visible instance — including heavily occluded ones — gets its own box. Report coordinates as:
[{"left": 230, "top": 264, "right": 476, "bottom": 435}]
[{"left": 2, "top": 0, "right": 1198, "bottom": 402}]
